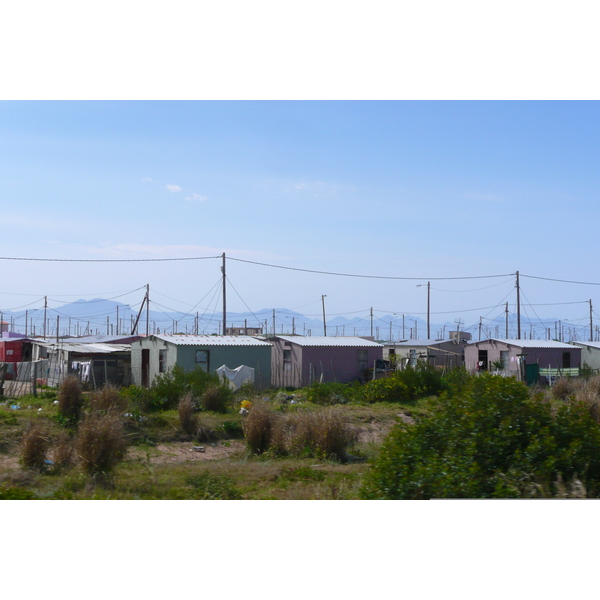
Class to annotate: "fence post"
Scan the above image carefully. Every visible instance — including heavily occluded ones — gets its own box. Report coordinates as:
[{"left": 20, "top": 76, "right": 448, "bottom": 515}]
[{"left": 32, "top": 361, "right": 37, "bottom": 397}]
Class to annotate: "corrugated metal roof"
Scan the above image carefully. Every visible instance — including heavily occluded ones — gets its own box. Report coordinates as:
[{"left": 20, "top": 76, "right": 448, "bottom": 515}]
[
  {"left": 472, "top": 339, "right": 577, "bottom": 349},
  {"left": 388, "top": 339, "right": 452, "bottom": 347},
  {"left": 37, "top": 342, "right": 130, "bottom": 354},
  {"left": 570, "top": 341, "right": 600, "bottom": 350},
  {"left": 275, "top": 336, "right": 383, "bottom": 348},
  {"left": 152, "top": 334, "right": 272, "bottom": 347}
]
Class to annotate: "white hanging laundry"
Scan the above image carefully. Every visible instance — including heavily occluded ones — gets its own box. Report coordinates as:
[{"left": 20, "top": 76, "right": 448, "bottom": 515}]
[{"left": 216, "top": 365, "right": 255, "bottom": 391}]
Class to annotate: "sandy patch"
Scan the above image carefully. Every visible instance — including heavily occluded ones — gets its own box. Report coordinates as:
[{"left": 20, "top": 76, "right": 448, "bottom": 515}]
[{"left": 126, "top": 440, "right": 246, "bottom": 465}]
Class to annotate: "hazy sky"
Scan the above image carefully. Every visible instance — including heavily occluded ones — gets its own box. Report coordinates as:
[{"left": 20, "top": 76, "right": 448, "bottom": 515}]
[{"left": 1, "top": 100, "right": 599, "bottom": 334}]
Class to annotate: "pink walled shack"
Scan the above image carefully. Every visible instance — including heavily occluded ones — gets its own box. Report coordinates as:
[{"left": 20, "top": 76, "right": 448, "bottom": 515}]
[
  {"left": 465, "top": 339, "right": 581, "bottom": 384},
  {"left": 270, "top": 336, "right": 383, "bottom": 388}
]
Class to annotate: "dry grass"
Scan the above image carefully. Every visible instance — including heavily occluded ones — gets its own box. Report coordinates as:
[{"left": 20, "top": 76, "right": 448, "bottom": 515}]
[
  {"left": 53, "top": 432, "right": 75, "bottom": 469},
  {"left": 243, "top": 404, "right": 358, "bottom": 460},
  {"left": 178, "top": 393, "right": 200, "bottom": 437},
  {"left": 58, "top": 375, "right": 84, "bottom": 422},
  {"left": 20, "top": 422, "right": 50, "bottom": 471},
  {"left": 572, "top": 376, "right": 600, "bottom": 423},
  {"left": 242, "top": 402, "right": 278, "bottom": 454},
  {"left": 551, "top": 378, "right": 580, "bottom": 401},
  {"left": 76, "top": 411, "right": 127, "bottom": 477},
  {"left": 89, "top": 384, "right": 127, "bottom": 413},
  {"left": 276, "top": 409, "right": 359, "bottom": 460},
  {"left": 201, "top": 385, "right": 229, "bottom": 413}
]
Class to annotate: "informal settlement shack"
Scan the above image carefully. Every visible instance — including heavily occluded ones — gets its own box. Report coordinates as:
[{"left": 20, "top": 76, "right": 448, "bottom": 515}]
[{"left": 131, "top": 334, "right": 272, "bottom": 389}]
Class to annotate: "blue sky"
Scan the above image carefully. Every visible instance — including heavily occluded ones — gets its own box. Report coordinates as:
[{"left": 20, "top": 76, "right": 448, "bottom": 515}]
[{"left": 1, "top": 100, "right": 600, "bottom": 335}]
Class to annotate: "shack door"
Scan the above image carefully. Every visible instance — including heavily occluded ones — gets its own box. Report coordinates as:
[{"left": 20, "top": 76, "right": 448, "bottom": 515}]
[{"left": 142, "top": 349, "right": 150, "bottom": 388}]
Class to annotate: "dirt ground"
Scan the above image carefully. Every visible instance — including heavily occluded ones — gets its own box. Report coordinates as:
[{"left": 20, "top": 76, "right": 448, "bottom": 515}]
[{"left": 126, "top": 440, "right": 247, "bottom": 465}]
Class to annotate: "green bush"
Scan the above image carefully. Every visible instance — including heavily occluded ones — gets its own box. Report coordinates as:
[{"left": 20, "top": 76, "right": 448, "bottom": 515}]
[
  {"left": 304, "top": 382, "right": 356, "bottom": 405},
  {"left": 361, "top": 373, "right": 600, "bottom": 499},
  {"left": 150, "top": 366, "right": 220, "bottom": 411},
  {"left": 362, "top": 364, "right": 446, "bottom": 403}
]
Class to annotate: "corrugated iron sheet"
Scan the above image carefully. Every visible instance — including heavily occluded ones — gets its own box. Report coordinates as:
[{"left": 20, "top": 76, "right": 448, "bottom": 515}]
[
  {"left": 152, "top": 335, "right": 272, "bottom": 347},
  {"left": 275, "top": 336, "right": 383, "bottom": 348}
]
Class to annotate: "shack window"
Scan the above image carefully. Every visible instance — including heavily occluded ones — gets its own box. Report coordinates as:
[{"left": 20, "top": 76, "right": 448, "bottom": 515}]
[
  {"left": 195, "top": 349, "right": 209, "bottom": 372},
  {"left": 563, "top": 352, "right": 571, "bottom": 369},
  {"left": 283, "top": 349, "right": 292, "bottom": 371},
  {"left": 159, "top": 349, "right": 166, "bottom": 373}
]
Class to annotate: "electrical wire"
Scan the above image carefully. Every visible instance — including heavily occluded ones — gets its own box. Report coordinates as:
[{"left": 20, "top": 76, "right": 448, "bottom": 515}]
[
  {"left": 0, "top": 255, "right": 221, "bottom": 263},
  {"left": 228, "top": 257, "right": 513, "bottom": 280}
]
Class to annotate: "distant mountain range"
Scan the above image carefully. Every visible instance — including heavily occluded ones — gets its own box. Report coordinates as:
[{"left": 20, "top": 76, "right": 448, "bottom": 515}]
[{"left": 0, "top": 298, "right": 587, "bottom": 342}]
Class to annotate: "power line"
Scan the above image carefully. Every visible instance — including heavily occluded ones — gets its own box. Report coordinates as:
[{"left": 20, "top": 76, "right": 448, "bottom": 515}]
[
  {"left": 228, "top": 257, "right": 513, "bottom": 281},
  {"left": 0, "top": 255, "right": 221, "bottom": 263},
  {"left": 521, "top": 274, "right": 600, "bottom": 286}
]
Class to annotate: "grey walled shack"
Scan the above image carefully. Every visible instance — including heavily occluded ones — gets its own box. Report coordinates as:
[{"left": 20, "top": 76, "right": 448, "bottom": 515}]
[
  {"left": 569, "top": 341, "right": 600, "bottom": 371},
  {"left": 464, "top": 339, "right": 581, "bottom": 384},
  {"left": 270, "top": 335, "right": 384, "bottom": 388},
  {"left": 131, "top": 335, "right": 272, "bottom": 389},
  {"left": 383, "top": 339, "right": 466, "bottom": 369}
]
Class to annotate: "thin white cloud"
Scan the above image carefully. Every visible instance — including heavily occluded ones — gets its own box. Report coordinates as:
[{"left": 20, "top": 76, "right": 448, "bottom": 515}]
[
  {"left": 166, "top": 184, "right": 182, "bottom": 193},
  {"left": 185, "top": 193, "right": 208, "bottom": 202},
  {"left": 142, "top": 177, "right": 153, "bottom": 182},
  {"left": 277, "top": 178, "right": 353, "bottom": 197}
]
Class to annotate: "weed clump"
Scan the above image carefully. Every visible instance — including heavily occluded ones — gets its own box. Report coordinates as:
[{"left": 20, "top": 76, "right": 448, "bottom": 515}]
[
  {"left": 57, "top": 375, "right": 84, "bottom": 424},
  {"left": 201, "top": 384, "right": 231, "bottom": 413},
  {"left": 275, "top": 409, "right": 358, "bottom": 460},
  {"left": 178, "top": 393, "right": 199, "bottom": 437},
  {"left": 242, "top": 402, "right": 278, "bottom": 454},
  {"left": 20, "top": 422, "right": 50, "bottom": 471},
  {"left": 76, "top": 411, "right": 127, "bottom": 477},
  {"left": 89, "top": 384, "right": 127, "bottom": 413}
]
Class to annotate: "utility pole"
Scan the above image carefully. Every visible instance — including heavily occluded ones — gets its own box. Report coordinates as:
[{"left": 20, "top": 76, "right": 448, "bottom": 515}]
[
  {"left": 322, "top": 295, "right": 327, "bottom": 336},
  {"left": 370, "top": 307, "right": 373, "bottom": 338},
  {"left": 478, "top": 317, "right": 482, "bottom": 341},
  {"left": 417, "top": 282, "right": 431, "bottom": 339},
  {"left": 272, "top": 309, "right": 276, "bottom": 337},
  {"left": 43, "top": 296, "right": 47, "bottom": 340},
  {"left": 505, "top": 302, "right": 509, "bottom": 339},
  {"left": 590, "top": 299, "right": 594, "bottom": 342},
  {"left": 222, "top": 253, "right": 226, "bottom": 337},
  {"left": 516, "top": 271, "right": 521, "bottom": 340},
  {"left": 146, "top": 284, "right": 150, "bottom": 337}
]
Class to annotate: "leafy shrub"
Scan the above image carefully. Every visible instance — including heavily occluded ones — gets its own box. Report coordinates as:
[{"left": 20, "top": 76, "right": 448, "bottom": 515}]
[
  {"left": 120, "top": 385, "right": 155, "bottom": 412},
  {"left": 361, "top": 373, "right": 600, "bottom": 499},
  {"left": 89, "top": 384, "right": 127, "bottom": 413},
  {"left": 201, "top": 384, "right": 231, "bottom": 413},
  {"left": 221, "top": 420, "right": 244, "bottom": 437},
  {"left": 304, "top": 382, "right": 355, "bottom": 405},
  {"left": 20, "top": 422, "right": 50, "bottom": 471},
  {"left": 57, "top": 375, "right": 84, "bottom": 424},
  {"left": 362, "top": 364, "right": 446, "bottom": 403},
  {"left": 76, "top": 411, "right": 127, "bottom": 477},
  {"left": 178, "top": 393, "right": 199, "bottom": 437},
  {"left": 151, "top": 366, "right": 221, "bottom": 410}
]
